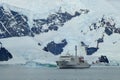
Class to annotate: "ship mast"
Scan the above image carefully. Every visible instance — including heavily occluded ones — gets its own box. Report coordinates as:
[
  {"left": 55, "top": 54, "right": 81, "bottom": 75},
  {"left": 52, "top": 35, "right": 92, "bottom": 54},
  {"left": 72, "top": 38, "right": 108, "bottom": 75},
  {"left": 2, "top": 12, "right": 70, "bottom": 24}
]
[
  {"left": 75, "top": 45, "right": 78, "bottom": 64},
  {"left": 75, "top": 45, "right": 77, "bottom": 58}
]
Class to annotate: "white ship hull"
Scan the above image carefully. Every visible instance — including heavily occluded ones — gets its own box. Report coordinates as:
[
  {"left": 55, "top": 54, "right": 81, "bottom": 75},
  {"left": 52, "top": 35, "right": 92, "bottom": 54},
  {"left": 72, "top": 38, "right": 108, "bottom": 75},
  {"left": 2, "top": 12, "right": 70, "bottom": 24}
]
[{"left": 56, "top": 61, "right": 91, "bottom": 69}]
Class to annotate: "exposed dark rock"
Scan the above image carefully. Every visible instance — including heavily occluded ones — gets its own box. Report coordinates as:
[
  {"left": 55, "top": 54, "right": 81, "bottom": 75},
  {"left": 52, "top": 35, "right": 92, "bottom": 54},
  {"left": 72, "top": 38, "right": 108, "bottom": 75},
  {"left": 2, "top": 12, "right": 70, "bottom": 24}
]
[
  {"left": 114, "top": 28, "right": 120, "bottom": 34},
  {"left": 0, "top": 47, "right": 13, "bottom": 61},
  {"left": 0, "top": 6, "right": 30, "bottom": 38},
  {"left": 97, "top": 35, "right": 104, "bottom": 43},
  {"left": 0, "top": 4, "right": 89, "bottom": 39},
  {"left": 97, "top": 38, "right": 104, "bottom": 43},
  {"left": 81, "top": 41, "right": 99, "bottom": 55},
  {"left": 38, "top": 43, "right": 41, "bottom": 46},
  {"left": 89, "top": 16, "right": 118, "bottom": 36},
  {"left": 105, "top": 27, "right": 113, "bottom": 36},
  {"left": 98, "top": 55, "right": 109, "bottom": 63},
  {"left": 0, "top": 7, "right": 4, "bottom": 18},
  {"left": 81, "top": 41, "right": 88, "bottom": 47},
  {"left": 74, "top": 11, "right": 81, "bottom": 17},
  {"left": 32, "top": 9, "right": 89, "bottom": 34},
  {"left": 85, "top": 47, "right": 98, "bottom": 55},
  {"left": 48, "top": 24, "right": 58, "bottom": 31},
  {"left": 43, "top": 39, "right": 67, "bottom": 55},
  {"left": 31, "top": 27, "right": 41, "bottom": 34}
]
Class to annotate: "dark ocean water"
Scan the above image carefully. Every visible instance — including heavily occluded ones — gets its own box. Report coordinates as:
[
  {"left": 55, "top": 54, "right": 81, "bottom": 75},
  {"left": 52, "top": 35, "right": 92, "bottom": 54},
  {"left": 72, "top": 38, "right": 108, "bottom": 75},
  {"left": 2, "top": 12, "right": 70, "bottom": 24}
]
[{"left": 0, "top": 65, "right": 120, "bottom": 80}]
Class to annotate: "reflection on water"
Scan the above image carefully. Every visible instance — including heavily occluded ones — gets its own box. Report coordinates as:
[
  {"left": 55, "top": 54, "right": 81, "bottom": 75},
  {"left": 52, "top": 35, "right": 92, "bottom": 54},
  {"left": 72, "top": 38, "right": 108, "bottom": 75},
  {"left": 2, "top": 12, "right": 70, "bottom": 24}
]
[{"left": 0, "top": 65, "right": 120, "bottom": 80}]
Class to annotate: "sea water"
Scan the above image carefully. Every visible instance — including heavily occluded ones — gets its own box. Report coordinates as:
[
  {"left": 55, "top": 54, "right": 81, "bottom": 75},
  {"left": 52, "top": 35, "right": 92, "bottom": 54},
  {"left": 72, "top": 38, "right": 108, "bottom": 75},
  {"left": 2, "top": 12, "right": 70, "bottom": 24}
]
[{"left": 0, "top": 65, "right": 120, "bottom": 80}]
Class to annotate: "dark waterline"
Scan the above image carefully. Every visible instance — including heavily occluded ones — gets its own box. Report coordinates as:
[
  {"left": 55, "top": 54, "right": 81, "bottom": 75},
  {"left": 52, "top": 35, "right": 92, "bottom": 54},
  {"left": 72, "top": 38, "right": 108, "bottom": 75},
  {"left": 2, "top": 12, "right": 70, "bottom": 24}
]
[{"left": 0, "top": 65, "right": 120, "bottom": 80}]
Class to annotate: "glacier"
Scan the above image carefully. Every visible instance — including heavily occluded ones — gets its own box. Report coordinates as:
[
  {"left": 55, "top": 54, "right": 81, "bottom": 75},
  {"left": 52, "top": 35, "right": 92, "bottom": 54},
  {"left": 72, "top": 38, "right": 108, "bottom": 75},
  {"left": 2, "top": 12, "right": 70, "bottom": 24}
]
[{"left": 0, "top": 0, "right": 120, "bottom": 67}]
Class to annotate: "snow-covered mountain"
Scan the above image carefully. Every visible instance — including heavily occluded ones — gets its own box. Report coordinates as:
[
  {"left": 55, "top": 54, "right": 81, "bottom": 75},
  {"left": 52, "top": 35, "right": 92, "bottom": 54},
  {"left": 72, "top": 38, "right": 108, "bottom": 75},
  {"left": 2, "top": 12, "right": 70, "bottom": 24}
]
[{"left": 0, "top": 0, "right": 120, "bottom": 66}]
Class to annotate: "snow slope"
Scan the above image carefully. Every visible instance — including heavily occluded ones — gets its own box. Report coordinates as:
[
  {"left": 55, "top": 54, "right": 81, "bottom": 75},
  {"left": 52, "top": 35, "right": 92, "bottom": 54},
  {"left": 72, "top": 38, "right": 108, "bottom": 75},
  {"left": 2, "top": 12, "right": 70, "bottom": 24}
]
[
  {"left": 0, "top": 36, "right": 58, "bottom": 65},
  {"left": 0, "top": 0, "right": 120, "bottom": 66}
]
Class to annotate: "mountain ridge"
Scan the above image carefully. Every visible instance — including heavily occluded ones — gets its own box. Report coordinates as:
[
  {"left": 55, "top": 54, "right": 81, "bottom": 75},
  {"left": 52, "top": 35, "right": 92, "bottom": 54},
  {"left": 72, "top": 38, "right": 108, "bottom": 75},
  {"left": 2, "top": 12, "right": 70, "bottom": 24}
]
[{"left": 0, "top": 0, "right": 120, "bottom": 65}]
